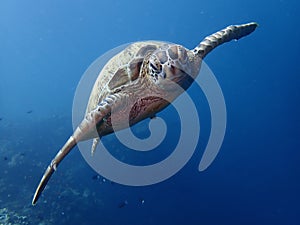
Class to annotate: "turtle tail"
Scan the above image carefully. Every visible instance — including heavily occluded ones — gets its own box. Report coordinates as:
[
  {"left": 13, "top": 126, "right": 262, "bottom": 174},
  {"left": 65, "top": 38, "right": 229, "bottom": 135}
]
[{"left": 193, "top": 22, "right": 258, "bottom": 59}]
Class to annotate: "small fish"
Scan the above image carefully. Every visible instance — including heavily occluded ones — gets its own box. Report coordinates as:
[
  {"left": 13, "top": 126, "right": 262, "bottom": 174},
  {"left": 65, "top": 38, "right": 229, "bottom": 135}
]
[
  {"left": 92, "top": 174, "right": 100, "bottom": 180},
  {"left": 140, "top": 198, "right": 145, "bottom": 205},
  {"left": 4, "top": 156, "right": 8, "bottom": 161},
  {"left": 27, "top": 110, "right": 33, "bottom": 114},
  {"left": 0, "top": 118, "right": 2, "bottom": 121},
  {"left": 118, "top": 200, "right": 128, "bottom": 208}
]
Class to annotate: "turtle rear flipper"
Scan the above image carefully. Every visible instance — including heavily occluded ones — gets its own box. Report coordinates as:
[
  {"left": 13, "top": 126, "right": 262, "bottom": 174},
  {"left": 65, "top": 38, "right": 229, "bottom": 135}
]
[{"left": 91, "top": 137, "right": 100, "bottom": 156}]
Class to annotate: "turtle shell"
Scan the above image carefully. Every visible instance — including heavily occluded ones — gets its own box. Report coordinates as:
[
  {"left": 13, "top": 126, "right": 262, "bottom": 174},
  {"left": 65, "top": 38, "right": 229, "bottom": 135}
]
[{"left": 86, "top": 41, "right": 168, "bottom": 114}]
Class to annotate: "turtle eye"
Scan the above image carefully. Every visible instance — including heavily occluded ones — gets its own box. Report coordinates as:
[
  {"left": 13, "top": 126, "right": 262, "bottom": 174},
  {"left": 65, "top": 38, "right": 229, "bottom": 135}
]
[
  {"left": 150, "top": 62, "right": 157, "bottom": 70},
  {"left": 150, "top": 62, "right": 160, "bottom": 72}
]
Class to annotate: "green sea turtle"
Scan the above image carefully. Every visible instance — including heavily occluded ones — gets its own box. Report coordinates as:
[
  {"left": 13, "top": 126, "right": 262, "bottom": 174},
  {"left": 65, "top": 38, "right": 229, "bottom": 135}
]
[{"left": 32, "top": 22, "right": 258, "bottom": 205}]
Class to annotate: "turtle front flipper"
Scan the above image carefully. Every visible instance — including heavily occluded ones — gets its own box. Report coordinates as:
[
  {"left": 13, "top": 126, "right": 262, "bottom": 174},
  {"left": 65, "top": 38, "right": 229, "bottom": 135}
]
[
  {"left": 32, "top": 103, "right": 111, "bottom": 205},
  {"left": 32, "top": 136, "right": 76, "bottom": 205},
  {"left": 193, "top": 22, "right": 258, "bottom": 59}
]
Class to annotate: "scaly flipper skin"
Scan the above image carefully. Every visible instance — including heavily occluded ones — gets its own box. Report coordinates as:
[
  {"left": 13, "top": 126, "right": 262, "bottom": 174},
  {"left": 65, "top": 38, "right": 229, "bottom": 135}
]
[
  {"left": 32, "top": 136, "right": 76, "bottom": 205},
  {"left": 32, "top": 22, "right": 258, "bottom": 205},
  {"left": 32, "top": 103, "right": 112, "bottom": 205},
  {"left": 193, "top": 22, "right": 258, "bottom": 58}
]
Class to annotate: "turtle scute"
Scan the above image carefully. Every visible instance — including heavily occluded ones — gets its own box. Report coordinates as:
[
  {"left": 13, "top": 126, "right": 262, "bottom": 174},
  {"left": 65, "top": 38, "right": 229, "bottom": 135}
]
[
  {"left": 107, "top": 43, "right": 163, "bottom": 92},
  {"left": 108, "top": 67, "right": 129, "bottom": 90}
]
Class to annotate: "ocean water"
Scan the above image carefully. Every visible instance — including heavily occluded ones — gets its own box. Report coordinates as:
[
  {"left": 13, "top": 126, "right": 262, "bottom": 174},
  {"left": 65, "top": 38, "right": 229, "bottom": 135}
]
[{"left": 0, "top": 0, "right": 299, "bottom": 224}]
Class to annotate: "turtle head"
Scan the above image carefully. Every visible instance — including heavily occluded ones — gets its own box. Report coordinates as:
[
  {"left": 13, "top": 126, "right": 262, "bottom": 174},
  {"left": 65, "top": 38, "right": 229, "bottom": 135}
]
[{"left": 148, "top": 44, "right": 194, "bottom": 90}]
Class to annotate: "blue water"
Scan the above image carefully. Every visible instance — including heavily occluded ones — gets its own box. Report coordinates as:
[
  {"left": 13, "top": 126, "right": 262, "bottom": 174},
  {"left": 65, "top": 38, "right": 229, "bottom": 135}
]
[{"left": 0, "top": 0, "right": 299, "bottom": 224}]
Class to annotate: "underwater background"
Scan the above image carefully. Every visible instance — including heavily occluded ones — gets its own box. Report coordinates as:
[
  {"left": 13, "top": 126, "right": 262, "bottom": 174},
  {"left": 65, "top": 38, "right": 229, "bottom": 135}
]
[{"left": 0, "top": 0, "right": 299, "bottom": 224}]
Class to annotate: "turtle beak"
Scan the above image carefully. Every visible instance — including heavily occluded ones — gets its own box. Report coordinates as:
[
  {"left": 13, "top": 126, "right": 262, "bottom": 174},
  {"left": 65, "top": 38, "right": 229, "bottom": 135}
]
[{"left": 164, "top": 65, "right": 194, "bottom": 90}]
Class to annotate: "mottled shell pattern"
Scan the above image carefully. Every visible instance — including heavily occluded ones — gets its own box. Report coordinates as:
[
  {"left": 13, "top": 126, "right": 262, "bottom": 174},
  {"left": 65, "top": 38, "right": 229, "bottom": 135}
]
[
  {"left": 87, "top": 41, "right": 198, "bottom": 113},
  {"left": 85, "top": 41, "right": 199, "bottom": 140}
]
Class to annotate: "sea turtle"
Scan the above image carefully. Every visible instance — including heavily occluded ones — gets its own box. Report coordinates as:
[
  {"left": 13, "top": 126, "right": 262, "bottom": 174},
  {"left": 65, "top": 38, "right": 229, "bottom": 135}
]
[{"left": 32, "top": 22, "right": 258, "bottom": 205}]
